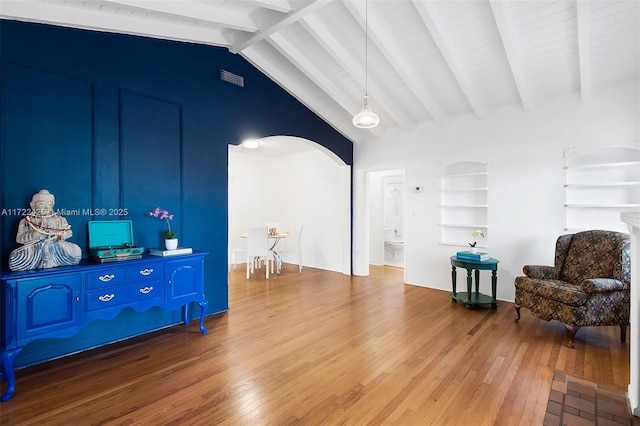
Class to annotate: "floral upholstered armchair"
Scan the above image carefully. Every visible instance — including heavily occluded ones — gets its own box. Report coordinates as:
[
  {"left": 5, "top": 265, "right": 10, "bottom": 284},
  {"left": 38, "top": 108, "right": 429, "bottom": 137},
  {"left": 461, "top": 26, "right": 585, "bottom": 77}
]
[{"left": 514, "top": 230, "right": 631, "bottom": 348}]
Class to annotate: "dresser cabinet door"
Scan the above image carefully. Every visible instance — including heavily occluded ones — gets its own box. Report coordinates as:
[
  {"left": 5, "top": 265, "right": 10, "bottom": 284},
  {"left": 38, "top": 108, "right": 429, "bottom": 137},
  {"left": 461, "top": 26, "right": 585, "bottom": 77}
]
[
  {"left": 15, "top": 273, "right": 83, "bottom": 342},
  {"left": 165, "top": 258, "right": 202, "bottom": 305}
]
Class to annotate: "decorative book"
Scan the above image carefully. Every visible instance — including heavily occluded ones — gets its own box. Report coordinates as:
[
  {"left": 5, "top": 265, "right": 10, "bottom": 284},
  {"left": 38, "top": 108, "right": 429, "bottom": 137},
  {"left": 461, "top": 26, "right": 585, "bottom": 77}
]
[
  {"left": 149, "top": 247, "right": 193, "bottom": 257},
  {"left": 456, "top": 251, "right": 490, "bottom": 261}
]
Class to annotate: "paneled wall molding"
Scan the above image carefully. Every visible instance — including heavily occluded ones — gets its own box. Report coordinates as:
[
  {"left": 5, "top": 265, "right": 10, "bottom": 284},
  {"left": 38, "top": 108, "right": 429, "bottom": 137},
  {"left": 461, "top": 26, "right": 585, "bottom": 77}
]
[
  {"left": 0, "top": 58, "right": 97, "bottom": 84},
  {"left": 1, "top": 60, "right": 94, "bottom": 256},
  {"left": 118, "top": 87, "right": 185, "bottom": 108},
  {"left": 118, "top": 89, "right": 185, "bottom": 250}
]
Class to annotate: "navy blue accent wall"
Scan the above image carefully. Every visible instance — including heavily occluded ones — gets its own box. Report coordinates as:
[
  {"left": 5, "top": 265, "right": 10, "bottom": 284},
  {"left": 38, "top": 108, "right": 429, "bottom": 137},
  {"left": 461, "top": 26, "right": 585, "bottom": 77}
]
[{"left": 0, "top": 20, "right": 353, "bottom": 368}]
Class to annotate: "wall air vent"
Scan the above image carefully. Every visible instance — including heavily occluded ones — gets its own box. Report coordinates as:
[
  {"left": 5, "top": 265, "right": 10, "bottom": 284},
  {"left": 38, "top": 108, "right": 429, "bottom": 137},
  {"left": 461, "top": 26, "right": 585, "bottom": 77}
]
[{"left": 220, "top": 69, "right": 244, "bottom": 87}]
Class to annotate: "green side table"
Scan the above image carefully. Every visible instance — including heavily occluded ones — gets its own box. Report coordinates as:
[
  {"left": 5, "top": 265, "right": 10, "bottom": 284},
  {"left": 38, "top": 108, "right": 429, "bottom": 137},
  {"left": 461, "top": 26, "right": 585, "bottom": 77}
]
[{"left": 450, "top": 256, "right": 499, "bottom": 309}]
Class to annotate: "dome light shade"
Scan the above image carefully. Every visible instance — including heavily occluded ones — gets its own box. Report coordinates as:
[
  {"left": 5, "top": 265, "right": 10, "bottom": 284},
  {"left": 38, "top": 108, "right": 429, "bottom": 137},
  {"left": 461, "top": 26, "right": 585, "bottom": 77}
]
[
  {"left": 241, "top": 139, "right": 261, "bottom": 149},
  {"left": 353, "top": 96, "right": 380, "bottom": 128}
]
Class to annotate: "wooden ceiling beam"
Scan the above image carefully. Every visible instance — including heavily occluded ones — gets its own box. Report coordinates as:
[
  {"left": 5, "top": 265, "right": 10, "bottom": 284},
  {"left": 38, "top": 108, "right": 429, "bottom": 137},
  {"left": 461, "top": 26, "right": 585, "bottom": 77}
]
[
  {"left": 490, "top": 0, "right": 534, "bottom": 112},
  {"left": 0, "top": 0, "right": 230, "bottom": 46},
  {"left": 254, "top": 0, "right": 292, "bottom": 14},
  {"left": 576, "top": 0, "right": 592, "bottom": 102},
  {"left": 104, "top": 0, "right": 257, "bottom": 33},
  {"left": 268, "top": 33, "right": 360, "bottom": 118},
  {"left": 230, "top": 0, "right": 328, "bottom": 54},
  {"left": 413, "top": 0, "right": 487, "bottom": 119}
]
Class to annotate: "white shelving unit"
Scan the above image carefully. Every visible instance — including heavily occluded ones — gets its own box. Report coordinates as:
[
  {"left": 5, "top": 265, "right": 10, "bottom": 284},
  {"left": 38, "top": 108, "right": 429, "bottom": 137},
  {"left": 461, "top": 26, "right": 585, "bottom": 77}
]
[
  {"left": 439, "top": 161, "right": 488, "bottom": 247},
  {"left": 564, "top": 147, "right": 640, "bottom": 232}
]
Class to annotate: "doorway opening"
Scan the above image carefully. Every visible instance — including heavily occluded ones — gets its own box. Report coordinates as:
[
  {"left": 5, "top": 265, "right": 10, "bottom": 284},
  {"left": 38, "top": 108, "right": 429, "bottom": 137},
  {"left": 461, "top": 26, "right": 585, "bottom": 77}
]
[
  {"left": 383, "top": 175, "right": 405, "bottom": 267},
  {"left": 367, "top": 169, "right": 405, "bottom": 269}
]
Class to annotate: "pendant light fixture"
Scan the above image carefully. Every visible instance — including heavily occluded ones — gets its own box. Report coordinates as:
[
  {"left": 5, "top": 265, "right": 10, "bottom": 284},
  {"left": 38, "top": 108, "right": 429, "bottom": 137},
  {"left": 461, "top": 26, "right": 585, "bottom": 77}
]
[{"left": 353, "top": 0, "right": 380, "bottom": 129}]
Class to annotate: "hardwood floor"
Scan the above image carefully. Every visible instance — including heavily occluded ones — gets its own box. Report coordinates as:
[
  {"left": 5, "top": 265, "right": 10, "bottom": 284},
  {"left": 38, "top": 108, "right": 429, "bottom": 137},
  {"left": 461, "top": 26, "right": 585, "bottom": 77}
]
[{"left": 1, "top": 264, "right": 631, "bottom": 425}]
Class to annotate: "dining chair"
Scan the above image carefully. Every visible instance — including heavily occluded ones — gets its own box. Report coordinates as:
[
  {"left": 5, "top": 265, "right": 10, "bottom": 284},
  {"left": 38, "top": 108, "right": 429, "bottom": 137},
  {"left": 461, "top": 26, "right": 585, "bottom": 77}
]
[
  {"left": 246, "top": 227, "right": 275, "bottom": 279},
  {"left": 279, "top": 224, "right": 304, "bottom": 273},
  {"left": 230, "top": 245, "right": 247, "bottom": 271}
]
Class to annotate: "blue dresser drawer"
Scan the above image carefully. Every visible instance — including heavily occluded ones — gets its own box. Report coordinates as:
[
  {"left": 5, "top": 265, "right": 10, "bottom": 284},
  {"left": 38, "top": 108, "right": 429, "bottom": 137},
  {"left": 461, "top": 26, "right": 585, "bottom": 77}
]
[
  {"left": 126, "top": 263, "right": 161, "bottom": 282},
  {"left": 86, "top": 285, "right": 129, "bottom": 310},
  {"left": 86, "top": 270, "right": 126, "bottom": 289},
  {"left": 86, "top": 280, "right": 163, "bottom": 311},
  {"left": 128, "top": 281, "right": 162, "bottom": 301}
]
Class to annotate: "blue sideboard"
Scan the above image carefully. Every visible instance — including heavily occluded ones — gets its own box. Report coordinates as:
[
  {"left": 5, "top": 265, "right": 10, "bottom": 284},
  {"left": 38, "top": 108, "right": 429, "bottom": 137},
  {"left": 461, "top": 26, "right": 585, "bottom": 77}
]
[{"left": 0, "top": 251, "right": 208, "bottom": 402}]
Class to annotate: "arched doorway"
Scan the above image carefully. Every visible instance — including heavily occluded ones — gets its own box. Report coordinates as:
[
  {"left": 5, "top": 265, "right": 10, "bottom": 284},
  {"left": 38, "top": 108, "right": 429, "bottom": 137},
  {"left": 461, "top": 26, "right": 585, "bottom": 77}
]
[{"left": 228, "top": 136, "right": 351, "bottom": 275}]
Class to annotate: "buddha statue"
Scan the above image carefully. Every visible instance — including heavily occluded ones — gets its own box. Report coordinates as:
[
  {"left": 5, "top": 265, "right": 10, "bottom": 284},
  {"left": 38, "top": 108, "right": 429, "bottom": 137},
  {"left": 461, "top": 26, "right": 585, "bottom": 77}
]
[{"left": 9, "top": 189, "right": 82, "bottom": 271}]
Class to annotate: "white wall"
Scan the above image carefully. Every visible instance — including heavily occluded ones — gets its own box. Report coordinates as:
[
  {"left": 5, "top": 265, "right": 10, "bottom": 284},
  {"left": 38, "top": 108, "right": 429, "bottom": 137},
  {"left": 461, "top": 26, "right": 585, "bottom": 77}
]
[
  {"left": 229, "top": 142, "right": 350, "bottom": 274},
  {"left": 622, "top": 212, "right": 640, "bottom": 416},
  {"left": 367, "top": 171, "right": 384, "bottom": 265},
  {"left": 353, "top": 80, "right": 640, "bottom": 302}
]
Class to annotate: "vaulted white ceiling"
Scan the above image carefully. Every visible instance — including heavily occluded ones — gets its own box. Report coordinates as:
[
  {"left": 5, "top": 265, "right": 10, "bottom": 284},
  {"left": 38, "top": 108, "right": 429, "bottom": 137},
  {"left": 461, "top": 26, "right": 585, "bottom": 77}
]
[{"left": 2, "top": 0, "right": 639, "bottom": 143}]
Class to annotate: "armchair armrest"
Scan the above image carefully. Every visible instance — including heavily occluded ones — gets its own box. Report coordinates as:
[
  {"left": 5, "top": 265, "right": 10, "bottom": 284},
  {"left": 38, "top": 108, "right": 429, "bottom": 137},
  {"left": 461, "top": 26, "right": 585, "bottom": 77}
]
[
  {"left": 581, "top": 278, "right": 628, "bottom": 294},
  {"left": 523, "top": 265, "right": 559, "bottom": 279}
]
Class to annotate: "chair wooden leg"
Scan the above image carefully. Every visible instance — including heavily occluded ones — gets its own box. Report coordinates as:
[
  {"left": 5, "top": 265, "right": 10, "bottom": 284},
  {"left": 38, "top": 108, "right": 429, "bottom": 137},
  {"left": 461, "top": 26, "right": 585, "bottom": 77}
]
[
  {"left": 621, "top": 325, "right": 627, "bottom": 343},
  {"left": 566, "top": 325, "right": 579, "bottom": 349},
  {"left": 265, "top": 256, "right": 269, "bottom": 279},
  {"left": 514, "top": 305, "right": 521, "bottom": 322}
]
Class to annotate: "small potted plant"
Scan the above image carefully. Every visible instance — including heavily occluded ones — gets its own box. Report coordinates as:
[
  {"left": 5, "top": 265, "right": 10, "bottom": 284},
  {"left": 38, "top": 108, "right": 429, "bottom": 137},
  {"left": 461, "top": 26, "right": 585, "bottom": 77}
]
[
  {"left": 148, "top": 207, "right": 178, "bottom": 250},
  {"left": 469, "top": 230, "right": 484, "bottom": 253}
]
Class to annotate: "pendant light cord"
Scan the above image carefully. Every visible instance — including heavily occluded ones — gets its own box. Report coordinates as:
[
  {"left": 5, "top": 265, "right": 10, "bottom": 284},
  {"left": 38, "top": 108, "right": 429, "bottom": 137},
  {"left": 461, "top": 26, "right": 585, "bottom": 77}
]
[
  {"left": 352, "top": 0, "right": 380, "bottom": 128},
  {"left": 364, "top": 0, "right": 369, "bottom": 96}
]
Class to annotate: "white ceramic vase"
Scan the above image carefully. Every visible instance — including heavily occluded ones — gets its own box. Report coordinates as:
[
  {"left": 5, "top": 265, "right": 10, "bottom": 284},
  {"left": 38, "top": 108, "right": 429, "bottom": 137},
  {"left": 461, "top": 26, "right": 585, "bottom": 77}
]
[
  {"left": 469, "top": 246, "right": 478, "bottom": 254},
  {"left": 165, "top": 238, "right": 178, "bottom": 250}
]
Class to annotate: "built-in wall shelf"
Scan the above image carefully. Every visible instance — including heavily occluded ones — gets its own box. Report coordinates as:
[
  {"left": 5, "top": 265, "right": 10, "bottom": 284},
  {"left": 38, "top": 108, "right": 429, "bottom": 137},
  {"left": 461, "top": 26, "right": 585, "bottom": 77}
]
[
  {"left": 440, "top": 224, "right": 489, "bottom": 229},
  {"left": 564, "top": 160, "right": 640, "bottom": 170},
  {"left": 440, "top": 160, "right": 489, "bottom": 247},
  {"left": 439, "top": 242, "right": 488, "bottom": 248},
  {"left": 441, "top": 172, "right": 488, "bottom": 177},
  {"left": 439, "top": 188, "right": 489, "bottom": 192},
  {"left": 565, "top": 204, "right": 640, "bottom": 208},
  {"left": 564, "top": 147, "right": 640, "bottom": 233},
  {"left": 565, "top": 182, "right": 640, "bottom": 188},
  {"left": 439, "top": 204, "right": 489, "bottom": 208}
]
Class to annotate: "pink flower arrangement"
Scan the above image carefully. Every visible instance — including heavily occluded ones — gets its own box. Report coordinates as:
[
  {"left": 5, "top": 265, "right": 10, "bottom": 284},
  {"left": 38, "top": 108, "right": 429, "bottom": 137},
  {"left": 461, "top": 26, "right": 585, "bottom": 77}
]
[{"left": 148, "top": 207, "right": 177, "bottom": 239}]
